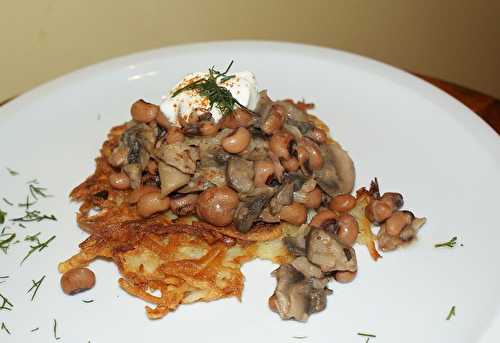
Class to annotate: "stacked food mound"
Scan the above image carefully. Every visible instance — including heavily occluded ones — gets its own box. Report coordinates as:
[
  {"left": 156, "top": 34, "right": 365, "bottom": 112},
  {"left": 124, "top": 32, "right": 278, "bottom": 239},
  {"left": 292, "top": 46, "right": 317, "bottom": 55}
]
[{"left": 59, "top": 63, "right": 425, "bottom": 321}]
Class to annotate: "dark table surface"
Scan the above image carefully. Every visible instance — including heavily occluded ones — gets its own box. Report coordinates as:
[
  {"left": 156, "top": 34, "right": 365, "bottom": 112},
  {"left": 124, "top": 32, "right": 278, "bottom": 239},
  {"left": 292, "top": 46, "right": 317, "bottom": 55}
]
[{"left": 1, "top": 75, "right": 499, "bottom": 134}]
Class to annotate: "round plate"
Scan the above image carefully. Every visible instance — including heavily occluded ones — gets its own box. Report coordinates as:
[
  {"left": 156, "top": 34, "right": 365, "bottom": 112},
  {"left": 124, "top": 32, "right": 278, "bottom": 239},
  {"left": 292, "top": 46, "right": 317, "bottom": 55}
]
[{"left": 1, "top": 41, "right": 499, "bottom": 343}]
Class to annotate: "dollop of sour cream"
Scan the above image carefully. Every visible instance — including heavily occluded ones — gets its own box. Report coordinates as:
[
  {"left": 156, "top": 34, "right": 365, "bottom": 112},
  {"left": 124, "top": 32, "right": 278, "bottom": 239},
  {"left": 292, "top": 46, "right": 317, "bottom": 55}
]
[{"left": 160, "top": 71, "right": 258, "bottom": 126}]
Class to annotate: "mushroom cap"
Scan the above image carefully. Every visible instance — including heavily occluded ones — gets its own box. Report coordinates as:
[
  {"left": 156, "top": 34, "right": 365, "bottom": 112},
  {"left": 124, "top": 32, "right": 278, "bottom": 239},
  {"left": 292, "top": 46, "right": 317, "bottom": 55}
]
[{"left": 314, "top": 141, "right": 355, "bottom": 197}]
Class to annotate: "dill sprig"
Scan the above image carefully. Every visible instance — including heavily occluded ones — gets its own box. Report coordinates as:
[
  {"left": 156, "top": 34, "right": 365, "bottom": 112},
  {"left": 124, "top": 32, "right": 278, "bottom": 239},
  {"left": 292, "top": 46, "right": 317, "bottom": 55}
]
[
  {"left": 18, "top": 195, "right": 37, "bottom": 209},
  {"left": 1, "top": 322, "right": 11, "bottom": 335},
  {"left": 6, "top": 167, "right": 18, "bottom": 176},
  {"left": 53, "top": 319, "right": 61, "bottom": 340},
  {"left": 31, "top": 327, "right": 39, "bottom": 333},
  {"left": 28, "top": 181, "right": 51, "bottom": 200},
  {"left": 0, "top": 209, "right": 6, "bottom": 224},
  {"left": 82, "top": 299, "right": 95, "bottom": 303},
  {"left": 446, "top": 305, "right": 456, "bottom": 320},
  {"left": 0, "top": 276, "right": 8, "bottom": 285},
  {"left": 0, "top": 293, "right": 13, "bottom": 311},
  {"left": 21, "top": 233, "right": 56, "bottom": 265},
  {"left": 27, "top": 275, "right": 46, "bottom": 301},
  {"left": 2, "top": 198, "right": 13, "bottom": 206},
  {"left": 435, "top": 236, "right": 457, "bottom": 248},
  {"left": 172, "top": 61, "right": 248, "bottom": 116},
  {"left": 0, "top": 233, "right": 16, "bottom": 254},
  {"left": 11, "top": 210, "right": 57, "bottom": 223}
]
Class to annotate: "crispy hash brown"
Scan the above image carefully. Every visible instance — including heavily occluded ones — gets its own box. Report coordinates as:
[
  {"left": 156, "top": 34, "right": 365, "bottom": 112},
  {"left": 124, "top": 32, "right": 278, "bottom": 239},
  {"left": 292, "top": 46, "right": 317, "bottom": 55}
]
[{"left": 59, "top": 124, "right": 293, "bottom": 319}]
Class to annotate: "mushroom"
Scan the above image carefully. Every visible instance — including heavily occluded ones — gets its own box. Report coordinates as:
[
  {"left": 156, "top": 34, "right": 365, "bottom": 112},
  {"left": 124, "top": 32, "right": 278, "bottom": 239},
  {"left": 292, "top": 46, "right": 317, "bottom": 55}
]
[
  {"left": 269, "top": 264, "right": 332, "bottom": 322},
  {"left": 122, "top": 163, "right": 142, "bottom": 189},
  {"left": 306, "top": 227, "right": 358, "bottom": 273},
  {"left": 154, "top": 142, "right": 200, "bottom": 174},
  {"left": 291, "top": 256, "right": 324, "bottom": 279},
  {"left": 226, "top": 157, "right": 255, "bottom": 193},
  {"left": 254, "top": 90, "right": 274, "bottom": 116},
  {"left": 233, "top": 187, "right": 276, "bottom": 233},
  {"left": 157, "top": 161, "right": 190, "bottom": 196},
  {"left": 269, "top": 181, "right": 294, "bottom": 214},
  {"left": 313, "top": 142, "right": 355, "bottom": 197}
]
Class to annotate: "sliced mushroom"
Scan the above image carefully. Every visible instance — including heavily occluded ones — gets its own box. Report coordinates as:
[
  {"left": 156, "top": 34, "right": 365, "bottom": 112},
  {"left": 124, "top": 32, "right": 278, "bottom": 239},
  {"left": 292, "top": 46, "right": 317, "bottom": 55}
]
[
  {"left": 233, "top": 187, "right": 275, "bottom": 233},
  {"left": 157, "top": 161, "right": 190, "bottom": 196},
  {"left": 307, "top": 227, "right": 357, "bottom": 273},
  {"left": 269, "top": 181, "right": 294, "bottom": 215},
  {"left": 269, "top": 264, "right": 332, "bottom": 322},
  {"left": 154, "top": 142, "right": 200, "bottom": 174},
  {"left": 291, "top": 256, "right": 324, "bottom": 279},
  {"left": 240, "top": 136, "right": 270, "bottom": 161},
  {"left": 254, "top": 90, "right": 274, "bottom": 116},
  {"left": 313, "top": 142, "right": 355, "bottom": 197},
  {"left": 226, "top": 157, "right": 255, "bottom": 194},
  {"left": 122, "top": 163, "right": 142, "bottom": 189}
]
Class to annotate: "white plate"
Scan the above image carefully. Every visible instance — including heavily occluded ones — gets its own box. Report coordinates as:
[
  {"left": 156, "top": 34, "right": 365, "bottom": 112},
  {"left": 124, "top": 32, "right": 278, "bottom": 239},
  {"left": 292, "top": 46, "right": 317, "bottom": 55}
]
[{"left": 0, "top": 41, "right": 499, "bottom": 343}]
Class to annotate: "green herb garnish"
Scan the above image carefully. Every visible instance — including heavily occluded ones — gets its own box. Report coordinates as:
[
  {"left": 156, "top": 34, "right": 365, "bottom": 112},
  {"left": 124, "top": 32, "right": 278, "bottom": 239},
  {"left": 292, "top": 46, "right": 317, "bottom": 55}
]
[
  {"left": 0, "top": 209, "right": 6, "bottom": 224},
  {"left": 0, "top": 233, "right": 16, "bottom": 254},
  {"left": 446, "top": 305, "right": 456, "bottom": 320},
  {"left": 435, "top": 236, "right": 457, "bottom": 248},
  {"left": 292, "top": 336, "right": 307, "bottom": 339},
  {"left": 2, "top": 198, "right": 13, "bottom": 206},
  {"left": 82, "top": 299, "right": 95, "bottom": 303},
  {"left": 21, "top": 233, "right": 56, "bottom": 264},
  {"left": 1, "top": 322, "right": 11, "bottom": 335},
  {"left": 18, "top": 195, "right": 36, "bottom": 209},
  {"left": 31, "top": 327, "right": 39, "bottom": 333},
  {"left": 0, "top": 293, "right": 13, "bottom": 311},
  {"left": 11, "top": 210, "right": 56, "bottom": 223},
  {"left": 27, "top": 275, "right": 46, "bottom": 301},
  {"left": 6, "top": 167, "right": 18, "bottom": 176},
  {"left": 172, "top": 61, "right": 248, "bottom": 116},
  {"left": 0, "top": 276, "right": 8, "bottom": 285},
  {"left": 53, "top": 319, "right": 61, "bottom": 340}
]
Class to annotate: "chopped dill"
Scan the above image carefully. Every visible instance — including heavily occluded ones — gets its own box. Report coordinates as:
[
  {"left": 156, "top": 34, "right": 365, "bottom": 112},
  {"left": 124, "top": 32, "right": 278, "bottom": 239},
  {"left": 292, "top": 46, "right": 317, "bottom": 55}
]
[
  {"left": 1, "top": 322, "right": 11, "bottom": 335},
  {"left": 0, "top": 233, "right": 16, "bottom": 254},
  {"left": 31, "top": 327, "right": 39, "bottom": 332},
  {"left": 0, "top": 293, "right": 13, "bottom": 311},
  {"left": 27, "top": 275, "right": 46, "bottom": 301},
  {"left": 0, "top": 209, "right": 6, "bottom": 224},
  {"left": 18, "top": 195, "right": 37, "bottom": 209},
  {"left": 6, "top": 167, "right": 18, "bottom": 176},
  {"left": 358, "top": 332, "right": 376, "bottom": 338},
  {"left": 21, "top": 233, "right": 56, "bottom": 264},
  {"left": 11, "top": 210, "right": 57, "bottom": 223},
  {"left": 446, "top": 305, "right": 456, "bottom": 320},
  {"left": 82, "top": 299, "right": 95, "bottom": 303},
  {"left": 2, "top": 198, "right": 13, "bottom": 206},
  {"left": 435, "top": 236, "right": 457, "bottom": 248},
  {"left": 53, "top": 319, "right": 61, "bottom": 340}
]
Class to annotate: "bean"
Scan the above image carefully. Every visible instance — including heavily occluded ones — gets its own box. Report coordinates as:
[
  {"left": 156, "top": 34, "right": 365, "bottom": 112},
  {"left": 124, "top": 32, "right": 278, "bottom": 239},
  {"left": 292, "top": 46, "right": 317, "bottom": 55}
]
[
  {"left": 269, "top": 131, "right": 294, "bottom": 159},
  {"left": 170, "top": 194, "right": 198, "bottom": 216},
  {"left": 262, "top": 104, "right": 285, "bottom": 134},
  {"left": 254, "top": 160, "right": 275, "bottom": 187},
  {"left": 334, "top": 270, "right": 357, "bottom": 283},
  {"left": 310, "top": 209, "right": 338, "bottom": 228},
  {"left": 365, "top": 200, "right": 393, "bottom": 224},
  {"left": 137, "top": 191, "right": 170, "bottom": 218},
  {"left": 60, "top": 267, "right": 96, "bottom": 295},
  {"left": 380, "top": 192, "right": 404, "bottom": 211},
  {"left": 329, "top": 194, "right": 357, "bottom": 212},
  {"left": 196, "top": 186, "right": 239, "bottom": 226},
  {"left": 296, "top": 145, "right": 309, "bottom": 165},
  {"left": 166, "top": 127, "right": 185, "bottom": 144},
  {"left": 302, "top": 187, "right": 323, "bottom": 209},
  {"left": 279, "top": 202, "right": 307, "bottom": 225},
  {"left": 127, "top": 185, "right": 159, "bottom": 204},
  {"left": 199, "top": 122, "right": 218, "bottom": 136},
  {"left": 131, "top": 99, "right": 159, "bottom": 123},
  {"left": 233, "top": 108, "right": 253, "bottom": 127},
  {"left": 385, "top": 210, "right": 413, "bottom": 236},
  {"left": 109, "top": 172, "right": 130, "bottom": 190},
  {"left": 155, "top": 111, "right": 170, "bottom": 128},
  {"left": 108, "top": 145, "right": 128, "bottom": 167},
  {"left": 300, "top": 138, "right": 323, "bottom": 170},
  {"left": 222, "top": 127, "right": 251, "bottom": 153},
  {"left": 282, "top": 157, "right": 300, "bottom": 172},
  {"left": 337, "top": 213, "right": 359, "bottom": 247}
]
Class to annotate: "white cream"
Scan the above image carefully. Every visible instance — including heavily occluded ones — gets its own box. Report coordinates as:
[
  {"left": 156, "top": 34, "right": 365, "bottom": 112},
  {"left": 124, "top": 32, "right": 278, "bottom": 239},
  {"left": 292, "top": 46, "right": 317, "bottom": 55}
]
[{"left": 160, "top": 71, "right": 258, "bottom": 126}]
